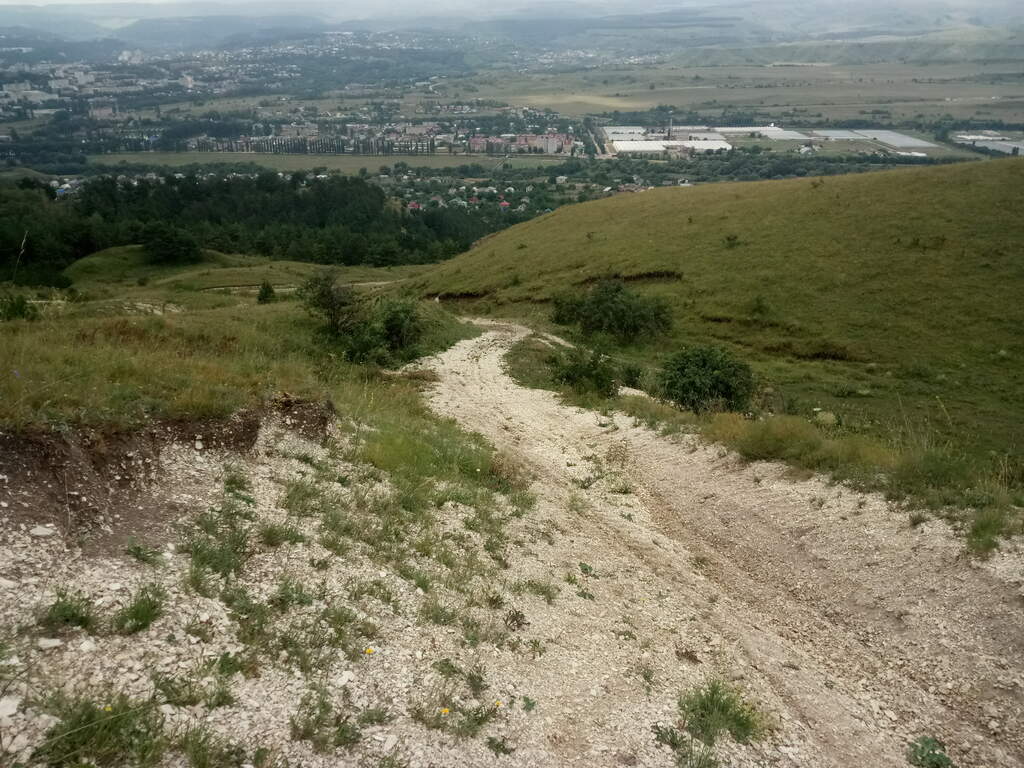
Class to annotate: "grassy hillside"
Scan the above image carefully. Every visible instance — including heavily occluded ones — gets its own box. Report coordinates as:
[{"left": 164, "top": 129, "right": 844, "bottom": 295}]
[
  {"left": 66, "top": 246, "right": 428, "bottom": 294},
  {"left": 1, "top": 249, "right": 466, "bottom": 430},
  {"left": 415, "top": 159, "right": 1024, "bottom": 536}
]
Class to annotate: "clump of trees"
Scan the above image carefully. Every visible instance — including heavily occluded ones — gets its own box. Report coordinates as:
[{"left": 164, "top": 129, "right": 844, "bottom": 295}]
[
  {"left": 659, "top": 345, "right": 755, "bottom": 413},
  {"left": 552, "top": 280, "right": 671, "bottom": 343},
  {"left": 299, "top": 271, "right": 423, "bottom": 365},
  {"left": 1, "top": 172, "right": 524, "bottom": 289},
  {"left": 142, "top": 223, "right": 201, "bottom": 265}
]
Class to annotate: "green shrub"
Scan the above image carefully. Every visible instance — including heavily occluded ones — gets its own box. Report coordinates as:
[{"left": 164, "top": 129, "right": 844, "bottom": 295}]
[
  {"left": 299, "top": 271, "right": 424, "bottom": 363},
  {"left": 620, "top": 362, "right": 644, "bottom": 389},
  {"left": 549, "top": 347, "right": 619, "bottom": 398},
  {"left": 660, "top": 346, "right": 755, "bottom": 413},
  {"left": 907, "top": 736, "right": 956, "bottom": 767},
  {"left": 377, "top": 297, "right": 423, "bottom": 351},
  {"left": 552, "top": 280, "right": 671, "bottom": 342},
  {"left": 0, "top": 293, "right": 38, "bottom": 322},
  {"left": 299, "top": 271, "right": 361, "bottom": 336},
  {"left": 256, "top": 280, "right": 276, "bottom": 304}
]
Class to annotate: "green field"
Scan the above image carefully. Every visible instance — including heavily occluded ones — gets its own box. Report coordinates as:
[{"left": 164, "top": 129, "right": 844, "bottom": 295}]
[
  {"left": 88, "top": 152, "right": 567, "bottom": 174},
  {"left": 455, "top": 59, "right": 1024, "bottom": 122},
  {"left": 414, "top": 159, "right": 1024, "bottom": 540}
]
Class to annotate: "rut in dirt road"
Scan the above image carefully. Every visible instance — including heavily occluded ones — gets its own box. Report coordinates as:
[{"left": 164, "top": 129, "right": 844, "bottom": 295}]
[{"left": 422, "top": 322, "right": 1024, "bottom": 768}]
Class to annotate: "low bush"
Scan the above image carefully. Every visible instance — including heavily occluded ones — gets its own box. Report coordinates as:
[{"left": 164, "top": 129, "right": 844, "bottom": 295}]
[
  {"left": 0, "top": 293, "right": 38, "bottom": 322},
  {"left": 552, "top": 280, "right": 671, "bottom": 342},
  {"left": 256, "top": 280, "right": 276, "bottom": 304},
  {"left": 659, "top": 345, "right": 755, "bottom": 413},
  {"left": 299, "top": 271, "right": 424, "bottom": 364},
  {"left": 548, "top": 347, "right": 619, "bottom": 398},
  {"left": 619, "top": 362, "right": 644, "bottom": 389}
]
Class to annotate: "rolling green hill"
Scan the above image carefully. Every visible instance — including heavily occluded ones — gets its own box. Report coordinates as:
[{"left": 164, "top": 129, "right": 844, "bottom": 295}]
[{"left": 415, "top": 159, "right": 1024, "bottom": 522}]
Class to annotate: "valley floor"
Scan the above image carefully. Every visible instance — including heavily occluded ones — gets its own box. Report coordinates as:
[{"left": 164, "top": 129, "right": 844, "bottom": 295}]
[{"left": 421, "top": 322, "right": 1024, "bottom": 768}]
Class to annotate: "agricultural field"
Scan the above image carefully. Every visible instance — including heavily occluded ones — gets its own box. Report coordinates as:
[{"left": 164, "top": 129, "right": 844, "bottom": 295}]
[{"left": 457, "top": 59, "right": 1024, "bottom": 122}]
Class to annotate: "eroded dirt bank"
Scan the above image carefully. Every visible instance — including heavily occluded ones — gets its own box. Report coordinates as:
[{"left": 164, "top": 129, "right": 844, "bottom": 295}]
[{"left": 420, "top": 321, "right": 1024, "bottom": 768}]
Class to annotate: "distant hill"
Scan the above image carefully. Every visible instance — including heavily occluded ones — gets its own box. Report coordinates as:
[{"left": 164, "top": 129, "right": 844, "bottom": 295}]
[
  {"left": 114, "top": 15, "right": 325, "bottom": 49},
  {"left": 415, "top": 159, "right": 1024, "bottom": 461}
]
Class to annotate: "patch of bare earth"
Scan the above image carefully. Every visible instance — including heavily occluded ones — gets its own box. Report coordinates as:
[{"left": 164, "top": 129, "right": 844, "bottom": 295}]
[{"left": 419, "top": 322, "right": 1024, "bottom": 768}]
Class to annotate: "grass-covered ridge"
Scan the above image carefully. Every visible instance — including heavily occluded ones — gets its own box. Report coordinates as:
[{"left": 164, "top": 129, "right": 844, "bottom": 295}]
[
  {"left": 0, "top": 249, "right": 468, "bottom": 430},
  {"left": 418, "top": 160, "right": 1024, "bottom": 545}
]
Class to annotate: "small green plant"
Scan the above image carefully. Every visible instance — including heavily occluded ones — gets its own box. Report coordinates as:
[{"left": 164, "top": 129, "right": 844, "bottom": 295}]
[
  {"left": 907, "top": 736, "right": 956, "bottom": 768},
  {"left": 636, "top": 662, "right": 656, "bottom": 689},
  {"left": 258, "top": 522, "right": 306, "bottom": 548},
  {"left": 678, "top": 679, "right": 761, "bottom": 746},
  {"left": 289, "top": 685, "right": 362, "bottom": 752},
  {"left": 113, "top": 584, "right": 166, "bottom": 635},
  {"left": 522, "top": 696, "right": 537, "bottom": 712},
  {"left": 514, "top": 579, "right": 559, "bottom": 605},
  {"left": 33, "top": 691, "right": 167, "bottom": 767},
  {"left": 38, "top": 589, "right": 96, "bottom": 634},
  {"left": 357, "top": 707, "right": 393, "bottom": 725},
  {"left": 349, "top": 578, "right": 397, "bottom": 611},
  {"left": 433, "top": 658, "right": 463, "bottom": 679},
  {"left": 179, "top": 724, "right": 246, "bottom": 768},
  {"left": 503, "top": 608, "right": 528, "bottom": 631},
  {"left": 125, "top": 541, "right": 162, "bottom": 566},
  {"left": 578, "top": 562, "right": 597, "bottom": 578},
  {"left": 659, "top": 346, "right": 755, "bottom": 413},
  {"left": 451, "top": 703, "right": 500, "bottom": 738},
  {"left": 280, "top": 478, "right": 327, "bottom": 517},
  {"left": 465, "top": 663, "right": 489, "bottom": 697},
  {"left": 184, "top": 617, "right": 213, "bottom": 642},
  {"left": 270, "top": 577, "right": 316, "bottom": 612},
  {"left": 205, "top": 678, "right": 235, "bottom": 709},
  {"left": 153, "top": 672, "right": 203, "bottom": 706},
  {"left": 486, "top": 735, "right": 515, "bottom": 756},
  {"left": 528, "top": 639, "right": 546, "bottom": 659},
  {"left": 420, "top": 597, "right": 458, "bottom": 626}
]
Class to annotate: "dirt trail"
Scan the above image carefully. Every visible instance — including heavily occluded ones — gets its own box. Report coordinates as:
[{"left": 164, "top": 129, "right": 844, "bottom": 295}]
[{"left": 423, "top": 322, "right": 1024, "bottom": 768}]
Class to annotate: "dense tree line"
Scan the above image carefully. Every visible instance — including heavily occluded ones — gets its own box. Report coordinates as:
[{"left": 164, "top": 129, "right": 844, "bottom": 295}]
[{"left": 0, "top": 173, "right": 516, "bottom": 286}]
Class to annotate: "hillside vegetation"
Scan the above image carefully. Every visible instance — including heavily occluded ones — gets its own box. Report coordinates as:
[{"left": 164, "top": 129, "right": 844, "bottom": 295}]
[
  {"left": 415, "top": 160, "right": 1024, "bottom": 541},
  {"left": 0, "top": 247, "right": 457, "bottom": 429}
]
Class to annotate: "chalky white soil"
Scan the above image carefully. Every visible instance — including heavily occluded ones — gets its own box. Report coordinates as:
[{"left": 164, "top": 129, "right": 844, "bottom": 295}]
[{"left": 1, "top": 322, "right": 1021, "bottom": 768}]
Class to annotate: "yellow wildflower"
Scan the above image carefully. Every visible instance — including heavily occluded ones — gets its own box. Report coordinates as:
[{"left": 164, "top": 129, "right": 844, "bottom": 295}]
[
  {"left": 364, "top": 647, "right": 375, "bottom": 655},
  {"left": 495, "top": 700, "right": 502, "bottom": 708},
  {"left": 440, "top": 708, "right": 450, "bottom": 716},
  {"left": 103, "top": 705, "right": 113, "bottom": 712}
]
